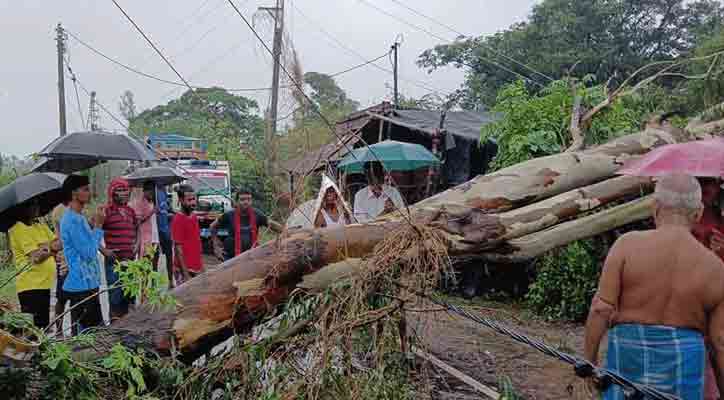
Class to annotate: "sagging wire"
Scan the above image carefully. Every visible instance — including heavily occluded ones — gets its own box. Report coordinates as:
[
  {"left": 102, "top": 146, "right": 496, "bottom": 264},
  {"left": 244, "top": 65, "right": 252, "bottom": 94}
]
[
  {"left": 225, "top": 0, "right": 417, "bottom": 228},
  {"left": 404, "top": 285, "right": 681, "bottom": 400}
]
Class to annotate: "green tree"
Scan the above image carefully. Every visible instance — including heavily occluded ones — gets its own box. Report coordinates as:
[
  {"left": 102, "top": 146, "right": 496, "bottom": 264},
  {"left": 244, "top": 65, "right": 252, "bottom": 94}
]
[
  {"left": 418, "top": 0, "right": 724, "bottom": 108},
  {"left": 279, "top": 72, "right": 360, "bottom": 163},
  {"left": 131, "top": 87, "right": 265, "bottom": 156},
  {"left": 680, "top": 27, "right": 724, "bottom": 115},
  {"left": 303, "top": 72, "right": 359, "bottom": 113},
  {"left": 130, "top": 88, "right": 273, "bottom": 211}
]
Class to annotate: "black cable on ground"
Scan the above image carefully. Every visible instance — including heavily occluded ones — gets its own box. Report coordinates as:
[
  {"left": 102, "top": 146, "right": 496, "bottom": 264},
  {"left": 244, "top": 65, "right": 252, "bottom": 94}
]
[{"left": 403, "top": 286, "right": 681, "bottom": 400}]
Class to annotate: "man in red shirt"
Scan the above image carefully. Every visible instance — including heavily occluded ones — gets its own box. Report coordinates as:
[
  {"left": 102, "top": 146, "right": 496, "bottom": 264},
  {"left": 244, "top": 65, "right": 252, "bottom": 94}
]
[{"left": 171, "top": 184, "right": 204, "bottom": 284}]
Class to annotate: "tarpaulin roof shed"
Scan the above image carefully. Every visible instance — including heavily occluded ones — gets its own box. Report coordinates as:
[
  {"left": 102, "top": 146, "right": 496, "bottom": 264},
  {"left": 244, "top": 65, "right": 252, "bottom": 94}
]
[
  {"left": 380, "top": 109, "right": 498, "bottom": 141},
  {"left": 279, "top": 103, "right": 498, "bottom": 176}
]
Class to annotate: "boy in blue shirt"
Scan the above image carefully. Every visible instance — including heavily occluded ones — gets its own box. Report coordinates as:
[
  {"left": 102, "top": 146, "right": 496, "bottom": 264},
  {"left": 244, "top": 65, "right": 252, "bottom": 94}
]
[{"left": 60, "top": 182, "right": 112, "bottom": 332}]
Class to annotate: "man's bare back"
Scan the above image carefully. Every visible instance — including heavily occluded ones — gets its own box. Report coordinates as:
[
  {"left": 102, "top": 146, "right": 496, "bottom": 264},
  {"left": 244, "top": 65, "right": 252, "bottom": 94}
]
[
  {"left": 585, "top": 174, "right": 724, "bottom": 396},
  {"left": 608, "top": 227, "right": 724, "bottom": 333}
]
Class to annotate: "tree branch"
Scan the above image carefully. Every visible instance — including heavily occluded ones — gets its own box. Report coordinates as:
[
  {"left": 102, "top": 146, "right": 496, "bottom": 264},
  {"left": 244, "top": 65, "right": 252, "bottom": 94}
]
[{"left": 565, "top": 83, "right": 585, "bottom": 152}]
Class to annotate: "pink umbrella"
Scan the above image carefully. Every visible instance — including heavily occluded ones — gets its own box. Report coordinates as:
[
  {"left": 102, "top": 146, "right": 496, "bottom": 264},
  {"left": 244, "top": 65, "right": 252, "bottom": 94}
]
[{"left": 618, "top": 138, "right": 724, "bottom": 178}]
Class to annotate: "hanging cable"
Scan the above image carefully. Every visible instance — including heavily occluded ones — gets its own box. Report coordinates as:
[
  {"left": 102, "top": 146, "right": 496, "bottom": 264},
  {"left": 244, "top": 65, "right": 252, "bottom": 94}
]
[
  {"left": 357, "top": 0, "right": 546, "bottom": 88},
  {"left": 64, "top": 55, "right": 87, "bottom": 130},
  {"left": 386, "top": 0, "right": 555, "bottom": 83},
  {"left": 67, "top": 29, "right": 392, "bottom": 93},
  {"left": 225, "top": 0, "right": 416, "bottom": 225},
  {"left": 111, "top": 0, "right": 194, "bottom": 88},
  {"left": 404, "top": 287, "right": 681, "bottom": 400},
  {"left": 291, "top": 2, "right": 452, "bottom": 97}
]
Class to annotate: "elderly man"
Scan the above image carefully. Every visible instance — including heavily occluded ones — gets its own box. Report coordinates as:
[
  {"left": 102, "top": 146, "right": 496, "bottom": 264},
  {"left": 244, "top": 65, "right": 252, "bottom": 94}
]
[{"left": 584, "top": 174, "right": 724, "bottom": 399}]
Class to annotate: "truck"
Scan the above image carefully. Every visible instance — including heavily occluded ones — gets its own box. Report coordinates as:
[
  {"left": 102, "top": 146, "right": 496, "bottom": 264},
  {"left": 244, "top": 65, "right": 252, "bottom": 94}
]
[
  {"left": 147, "top": 133, "right": 232, "bottom": 253},
  {"left": 175, "top": 159, "right": 233, "bottom": 251}
]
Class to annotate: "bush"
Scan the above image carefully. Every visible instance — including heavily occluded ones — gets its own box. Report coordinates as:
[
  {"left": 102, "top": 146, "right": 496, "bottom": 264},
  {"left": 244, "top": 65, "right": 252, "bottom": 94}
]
[{"left": 525, "top": 239, "right": 603, "bottom": 321}]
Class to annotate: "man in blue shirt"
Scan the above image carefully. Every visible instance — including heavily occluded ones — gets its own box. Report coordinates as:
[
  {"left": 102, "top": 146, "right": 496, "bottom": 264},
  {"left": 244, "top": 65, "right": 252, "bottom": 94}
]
[
  {"left": 153, "top": 185, "right": 174, "bottom": 288},
  {"left": 60, "top": 182, "right": 112, "bottom": 332}
]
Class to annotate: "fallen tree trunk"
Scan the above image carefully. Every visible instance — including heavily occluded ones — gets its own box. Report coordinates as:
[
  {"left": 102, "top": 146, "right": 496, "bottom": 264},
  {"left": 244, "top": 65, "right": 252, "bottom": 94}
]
[
  {"left": 109, "top": 125, "right": 696, "bottom": 358},
  {"left": 412, "top": 127, "right": 682, "bottom": 213},
  {"left": 440, "top": 175, "right": 652, "bottom": 251},
  {"left": 482, "top": 196, "right": 654, "bottom": 263}
]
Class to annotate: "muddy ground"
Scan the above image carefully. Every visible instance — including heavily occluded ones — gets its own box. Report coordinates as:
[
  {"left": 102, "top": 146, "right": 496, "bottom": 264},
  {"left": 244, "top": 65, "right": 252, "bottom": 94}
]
[{"left": 409, "top": 298, "right": 592, "bottom": 399}]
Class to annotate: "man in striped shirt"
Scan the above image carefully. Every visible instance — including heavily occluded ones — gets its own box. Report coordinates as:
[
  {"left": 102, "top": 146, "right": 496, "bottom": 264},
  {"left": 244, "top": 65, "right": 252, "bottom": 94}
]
[{"left": 102, "top": 178, "right": 137, "bottom": 320}]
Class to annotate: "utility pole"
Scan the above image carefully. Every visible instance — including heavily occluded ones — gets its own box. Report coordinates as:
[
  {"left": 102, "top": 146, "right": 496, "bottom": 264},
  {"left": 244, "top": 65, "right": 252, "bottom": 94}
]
[
  {"left": 259, "top": 0, "right": 284, "bottom": 174},
  {"left": 392, "top": 41, "right": 399, "bottom": 108},
  {"left": 88, "top": 91, "right": 99, "bottom": 131},
  {"left": 88, "top": 91, "right": 102, "bottom": 198},
  {"left": 56, "top": 23, "right": 68, "bottom": 137}
]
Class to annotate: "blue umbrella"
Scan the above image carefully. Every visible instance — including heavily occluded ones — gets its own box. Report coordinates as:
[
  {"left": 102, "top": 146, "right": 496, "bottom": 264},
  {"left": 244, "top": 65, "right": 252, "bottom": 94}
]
[{"left": 337, "top": 140, "right": 440, "bottom": 174}]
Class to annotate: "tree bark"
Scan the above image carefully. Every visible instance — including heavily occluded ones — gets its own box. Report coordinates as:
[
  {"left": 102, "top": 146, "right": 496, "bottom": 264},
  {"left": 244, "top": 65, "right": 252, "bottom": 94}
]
[
  {"left": 108, "top": 125, "right": 695, "bottom": 359},
  {"left": 412, "top": 127, "right": 683, "bottom": 214},
  {"left": 482, "top": 196, "right": 654, "bottom": 263},
  {"left": 565, "top": 88, "right": 584, "bottom": 152}
]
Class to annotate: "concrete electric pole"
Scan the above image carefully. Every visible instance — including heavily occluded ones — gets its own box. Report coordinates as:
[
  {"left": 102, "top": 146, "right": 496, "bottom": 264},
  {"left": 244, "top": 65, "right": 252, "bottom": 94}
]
[
  {"left": 88, "top": 91, "right": 100, "bottom": 131},
  {"left": 56, "top": 23, "right": 68, "bottom": 137},
  {"left": 392, "top": 40, "right": 400, "bottom": 108},
  {"left": 259, "top": 0, "right": 284, "bottom": 174}
]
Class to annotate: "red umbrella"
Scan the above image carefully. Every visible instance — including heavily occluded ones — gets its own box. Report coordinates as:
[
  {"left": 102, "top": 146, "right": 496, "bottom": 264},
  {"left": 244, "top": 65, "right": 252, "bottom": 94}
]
[{"left": 618, "top": 138, "right": 724, "bottom": 178}]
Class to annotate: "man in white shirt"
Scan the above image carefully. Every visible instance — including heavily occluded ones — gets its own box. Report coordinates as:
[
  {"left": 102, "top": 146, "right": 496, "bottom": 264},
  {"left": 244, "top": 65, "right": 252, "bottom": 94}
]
[{"left": 353, "top": 162, "right": 405, "bottom": 222}]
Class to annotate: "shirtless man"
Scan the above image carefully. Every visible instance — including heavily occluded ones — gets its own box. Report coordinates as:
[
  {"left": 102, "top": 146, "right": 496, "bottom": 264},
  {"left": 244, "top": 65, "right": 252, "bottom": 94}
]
[{"left": 584, "top": 174, "right": 724, "bottom": 399}]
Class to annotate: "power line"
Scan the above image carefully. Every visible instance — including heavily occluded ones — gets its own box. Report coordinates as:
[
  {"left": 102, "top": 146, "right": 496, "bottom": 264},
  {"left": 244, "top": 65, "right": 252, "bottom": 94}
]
[
  {"left": 68, "top": 29, "right": 391, "bottom": 93},
  {"left": 111, "top": 0, "right": 194, "bottom": 89},
  {"left": 357, "top": 0, "right": 546, "bottom": 87},
  {"left": 412, "top": 289, "right": 680, "bottom": 400},
  {"left": 225, "top": 0, "right": 415, "bottom": 223},
  {"left": 65, "top": 61, "right": 290, "bottom": 220},
  {"left": 386, "top": 0, "right": 555, "bottom": 83},
  {"left": 329, "top": 51, "right": 390, "bottom": 78},
  {"left": 64, "top": 54, "right": 87, "bottom": 130},
  {"left": 67, "top": 30, "right": 191, "bottom": 88},
  {"left": 291, "top": 2, "right": 452, "bottom": 97},
  {"left": 103, "top": 2, "right": 317, "bottom": 226},
  {"left": 133, "top": 0, "right": 221, "bottom": 71}
]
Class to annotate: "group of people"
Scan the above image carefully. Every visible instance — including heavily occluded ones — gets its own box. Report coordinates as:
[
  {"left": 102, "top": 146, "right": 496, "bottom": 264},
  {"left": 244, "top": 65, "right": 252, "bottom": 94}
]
[
  {"left": 7, "top": 161, "right": 410, "bottom": 336},
  {"left": 8, "top": 176, "right": 173, "bottom": 334},
  {"left": 7, "top": 172, "right": 296, "bottom": 334},
  {"left": 285, "top": 161, "right": 406, "bottom": 231}
]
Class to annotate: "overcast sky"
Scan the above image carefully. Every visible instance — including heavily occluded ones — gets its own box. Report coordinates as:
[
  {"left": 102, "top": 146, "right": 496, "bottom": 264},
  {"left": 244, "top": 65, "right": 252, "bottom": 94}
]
[{"left": 0, "top": 0, "right": 537, "bottom": 157}]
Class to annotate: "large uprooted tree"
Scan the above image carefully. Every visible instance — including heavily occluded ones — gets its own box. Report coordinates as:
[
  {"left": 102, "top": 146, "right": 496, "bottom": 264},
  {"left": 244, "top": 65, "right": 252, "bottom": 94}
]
[{"left": 108, "top": 107, "right": 724, "bottom": 360}]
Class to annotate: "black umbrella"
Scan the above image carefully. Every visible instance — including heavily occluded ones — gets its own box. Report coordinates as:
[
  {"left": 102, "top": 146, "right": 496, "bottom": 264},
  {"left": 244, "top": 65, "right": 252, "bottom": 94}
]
[
  {"left": 31, "top": 156, "right": 104, "bottom": 174},
  {"left": 123, "top": 166, "right": 188, "bottom": 186},
  {"left": 36, "top": 130, "right": 155, "bottom": 165},
  {"left": 0, "top": 173, "right": 88, "bottom": 232}
]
